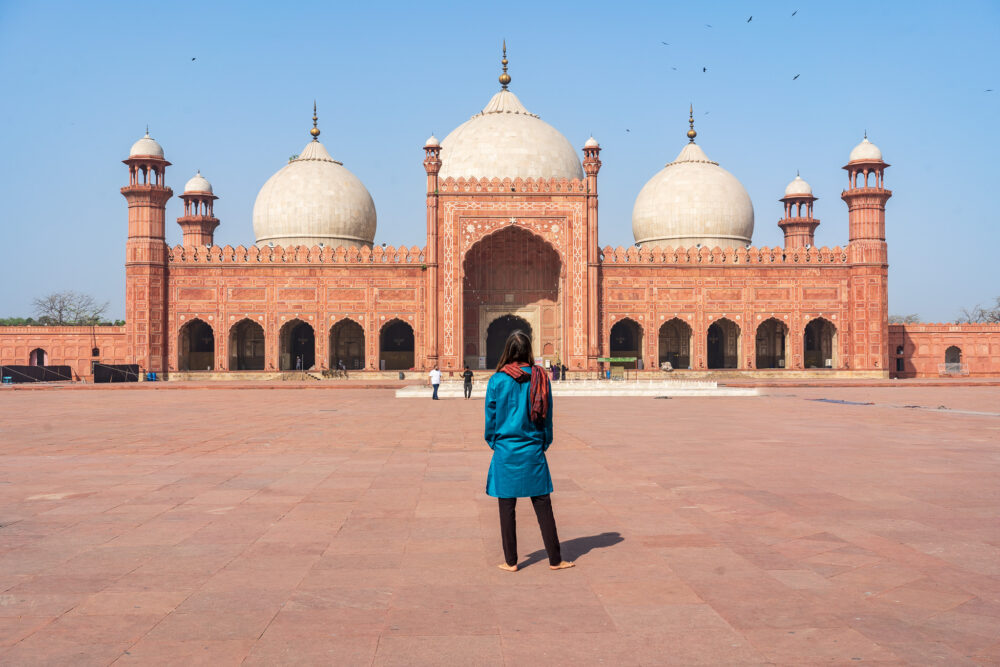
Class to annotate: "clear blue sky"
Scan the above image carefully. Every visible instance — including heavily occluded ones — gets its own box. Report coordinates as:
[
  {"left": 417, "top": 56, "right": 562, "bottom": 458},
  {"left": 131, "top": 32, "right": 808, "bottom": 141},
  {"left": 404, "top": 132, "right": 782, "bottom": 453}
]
[{"left": 1, "top": 1, "right": 997, "bottom": 322}]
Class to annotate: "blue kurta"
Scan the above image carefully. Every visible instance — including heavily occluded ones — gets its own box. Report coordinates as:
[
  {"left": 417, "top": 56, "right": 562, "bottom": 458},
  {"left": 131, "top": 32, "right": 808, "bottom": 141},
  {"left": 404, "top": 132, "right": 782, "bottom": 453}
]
[{"left": 484, "top": 367, "right": 554, "bottom": 498}]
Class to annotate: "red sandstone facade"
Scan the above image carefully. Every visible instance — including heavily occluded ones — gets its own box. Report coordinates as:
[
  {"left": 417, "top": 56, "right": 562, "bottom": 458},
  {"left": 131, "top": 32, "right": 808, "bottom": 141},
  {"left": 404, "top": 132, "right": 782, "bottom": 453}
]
[{"left": 2, "top": 134, "right": 998, "bottom": 381}]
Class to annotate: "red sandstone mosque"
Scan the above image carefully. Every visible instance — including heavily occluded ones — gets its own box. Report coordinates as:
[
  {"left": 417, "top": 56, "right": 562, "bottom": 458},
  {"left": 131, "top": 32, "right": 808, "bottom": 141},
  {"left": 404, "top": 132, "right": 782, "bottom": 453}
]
[{"left": 2, "top": 52, "right": 998, "bottom": 380}]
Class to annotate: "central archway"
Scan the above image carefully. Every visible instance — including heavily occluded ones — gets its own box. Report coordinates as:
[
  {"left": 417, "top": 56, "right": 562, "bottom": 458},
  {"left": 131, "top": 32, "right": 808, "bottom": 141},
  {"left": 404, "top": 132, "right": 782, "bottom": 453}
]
[
  {"left": 279, "top": 319, "right": 315, "bottom": 371},
  {"left": 485, "top": 315, "right": 532, "bottom": 369},
  {"left": 610, "top": 318, "right": 643, "bottom": 368},
  {"left": 755, "top": 318, "right": 788, "bottom": 369},
  {"left": 463, "top": 226, "right": 561, "bottom": 369}
]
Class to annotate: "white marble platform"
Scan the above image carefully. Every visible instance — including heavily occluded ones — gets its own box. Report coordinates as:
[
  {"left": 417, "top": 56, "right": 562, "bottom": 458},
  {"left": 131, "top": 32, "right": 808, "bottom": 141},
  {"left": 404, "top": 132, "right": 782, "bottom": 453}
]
[{"left": 395, "top": 379, "right": 757, "bottom": 398}]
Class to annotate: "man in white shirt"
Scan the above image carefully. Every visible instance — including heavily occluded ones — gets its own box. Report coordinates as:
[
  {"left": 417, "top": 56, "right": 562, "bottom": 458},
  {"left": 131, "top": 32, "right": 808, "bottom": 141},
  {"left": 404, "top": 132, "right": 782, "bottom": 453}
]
[{"left": 428, "top": 365, "right": 442, "bottom": 400}]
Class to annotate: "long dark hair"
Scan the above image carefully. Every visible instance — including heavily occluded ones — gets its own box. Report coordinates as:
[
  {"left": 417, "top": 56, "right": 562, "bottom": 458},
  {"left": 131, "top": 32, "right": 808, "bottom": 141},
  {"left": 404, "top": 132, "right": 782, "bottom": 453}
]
[{"left": 495, "top": 330, "right": 534, "bottom": 371}]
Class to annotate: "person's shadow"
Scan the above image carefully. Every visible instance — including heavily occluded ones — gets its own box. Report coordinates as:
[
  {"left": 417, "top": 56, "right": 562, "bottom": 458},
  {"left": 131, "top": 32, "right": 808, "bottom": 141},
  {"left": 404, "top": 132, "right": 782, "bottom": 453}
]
[{"left": 520, "top": 531, "right": 624, "bottom": 568}]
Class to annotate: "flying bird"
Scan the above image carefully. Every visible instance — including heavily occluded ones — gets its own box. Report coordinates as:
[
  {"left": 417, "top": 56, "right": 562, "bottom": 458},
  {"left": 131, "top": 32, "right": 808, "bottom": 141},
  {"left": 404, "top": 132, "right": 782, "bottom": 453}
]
[
  {"left": 191, "top": 57, "right": 196, "bottom": 61},
  {"left": 702, "top": 66, "right": 707, "bottom": 72},
  {"left": 747, "top": 15, "right": 752, "bottom": 22},
  {"left": 791, "top": 9, "right": 798, "bottom": 16},
  {"left": 793, "top": 74, "right": 800, "bottom": 80},
  {"left": 986, "top": 89, "right": 994, "bottom": 92},
  {"left": 626, "top": 129, "right": 631, "bottom": 133},
  {"left": 661, "top": 41, "right": 670, "bottom": 45},
  {"left": 705, "top": 23, "right": 712, "bottom": 28},
  {"left": 671, "top": 67, "right": 678, "bottom": 71}
]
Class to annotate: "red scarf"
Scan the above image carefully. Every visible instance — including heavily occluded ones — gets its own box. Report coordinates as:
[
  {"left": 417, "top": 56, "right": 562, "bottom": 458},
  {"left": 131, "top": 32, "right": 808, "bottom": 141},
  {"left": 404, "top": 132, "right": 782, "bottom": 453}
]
[{"left": 500, "top": 363, "right": 551, "bottom": 425}]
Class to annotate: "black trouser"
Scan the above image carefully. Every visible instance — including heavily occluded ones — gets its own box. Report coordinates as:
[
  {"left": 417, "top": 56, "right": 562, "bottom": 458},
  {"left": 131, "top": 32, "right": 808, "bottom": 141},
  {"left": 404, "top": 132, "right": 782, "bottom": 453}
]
[
  {"left": 498, "top": 494, "right": 562, "bottom": 566},
  {"left": 464, "top": 382, "right": 472, "bottom": 398}
]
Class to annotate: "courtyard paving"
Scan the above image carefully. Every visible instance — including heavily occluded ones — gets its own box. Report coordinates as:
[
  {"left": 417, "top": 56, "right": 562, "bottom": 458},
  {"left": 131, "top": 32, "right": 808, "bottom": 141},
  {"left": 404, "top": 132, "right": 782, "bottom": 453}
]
[{"left": 0, "top": 385, "right": 998, "bottom": 665}]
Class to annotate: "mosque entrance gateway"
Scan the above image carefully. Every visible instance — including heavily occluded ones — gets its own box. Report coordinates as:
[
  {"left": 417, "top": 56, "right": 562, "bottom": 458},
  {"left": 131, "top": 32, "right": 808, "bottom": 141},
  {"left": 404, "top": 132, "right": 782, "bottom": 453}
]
[
  {"left": 178, "top": 318, "right": 215, "bottom": 371},
  {"left": 462, "top": 226, "right": 561, "bottom": 369},
  {"left": 485, "top": 315, "right": 533, "bottom": 368},
  {"left": 279, "top": 319, "right": 315, "bottom": 371},
  {"left": 229, "top": 319, "right": 265, "bottom": 370}
]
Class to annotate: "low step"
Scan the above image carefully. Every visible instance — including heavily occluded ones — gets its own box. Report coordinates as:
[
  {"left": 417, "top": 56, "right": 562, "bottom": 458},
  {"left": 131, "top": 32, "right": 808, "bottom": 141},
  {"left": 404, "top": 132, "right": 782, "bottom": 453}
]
[{"left": 396, "top": 380, "right": 756, "bottom": 398}]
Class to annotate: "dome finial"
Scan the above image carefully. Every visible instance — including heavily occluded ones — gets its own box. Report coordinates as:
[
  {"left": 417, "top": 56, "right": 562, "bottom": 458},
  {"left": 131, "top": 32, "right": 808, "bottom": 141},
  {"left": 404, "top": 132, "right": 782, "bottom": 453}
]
[
  {"left": 310, "top": 100, "right": 320, "bottom": 141},
  {"left": 145, "top": 124, "right": 149, "bottom": 137},
  {"left": 499, "top": 40, "right": 511, "bottom": 90},
  {"left": 687, "top": 104, "right": 697, "bottom": 142}
]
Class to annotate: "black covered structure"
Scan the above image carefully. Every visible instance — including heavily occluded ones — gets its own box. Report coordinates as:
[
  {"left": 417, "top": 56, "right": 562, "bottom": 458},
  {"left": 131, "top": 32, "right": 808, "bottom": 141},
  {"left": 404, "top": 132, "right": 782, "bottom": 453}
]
[
  {"left": 0, "top": 365, "right": 73, "bottom": 383},
  {"left": 93, "top": 364, "right": 140, "bottom": 383}
]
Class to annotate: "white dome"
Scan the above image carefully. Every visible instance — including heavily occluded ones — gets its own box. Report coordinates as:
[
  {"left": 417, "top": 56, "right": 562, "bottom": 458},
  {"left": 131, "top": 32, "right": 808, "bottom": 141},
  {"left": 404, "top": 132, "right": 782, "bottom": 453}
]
[
  {"left": 849, "top": 136, "right": 882, "bottom": 162},
  {"left": 129, "top": 131, "right": 163, "bottom": 158},
  {"left": 425, "top": 135, "right": 440, "bottom": 147},
  {"left": 632, "top": 141, "right": 754, "bottom": 249},
  {"left": 184, "top": 171, "right": 212, "bottom": 194},
  {"left": 784, "top": 175, "right": 812, "bottom": 196},
  {"left": 584, "top": 136, "right": 599, "bottom": 148},
  {"left": 438, "top": 90, "right": 583, "bottom": 181},
  {"left": 252, "top": 140, "right": 376, "bottom": 248}
]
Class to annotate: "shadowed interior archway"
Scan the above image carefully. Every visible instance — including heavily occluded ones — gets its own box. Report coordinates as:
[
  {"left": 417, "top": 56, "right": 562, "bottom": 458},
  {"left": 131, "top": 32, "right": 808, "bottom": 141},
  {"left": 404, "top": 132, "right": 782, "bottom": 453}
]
[
  {"left": 707, "top": 318, "right": 740, "bottom": 369},
  {"left": 804, "top": 317, "right": 837, "bottom": 369},
  {"left": 462, "top": 225, "right": 561, "bottom": 369},
  {"left": 610, "top": 318, "right": 643, "bottom": 368},
  {"left": 229, "top": 319, "right": 265, "bottom": 370},
  {"left": 179, "top": 318, "right": 214, "bottom": 371},
  {"left": 755, "top": 317, "right": 788, "bottom": 369},
  {"left": 486, "top": 315, "right": 533, "bottom": 369},
  {"left": 329, "top": 319, "right": 364, "bottom": 370},
  {"left": 28, "top": 348, "right": 47, "bottom": 366},
  {"left": 279, "top": 319, "right": 315, "bottom": 371},
  {"left": 380, "top": 319, "right": 415, "bottom": 370},
  {"left": 659, "top": 318, "right": 692, "bottom": 369}
]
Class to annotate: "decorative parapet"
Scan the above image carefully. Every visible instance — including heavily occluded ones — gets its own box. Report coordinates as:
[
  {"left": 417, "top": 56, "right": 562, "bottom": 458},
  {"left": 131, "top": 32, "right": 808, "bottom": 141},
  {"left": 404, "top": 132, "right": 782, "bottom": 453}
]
[
  {"left": 0, "top": 325, "right": 125, "bottom": 333},
  {"left": 599, "top": 245, "right": 849, "bottom": 265},
  {"left": 168, "top": 244, "right": 427, "bottom": 265},
  {"left": 889, "top": 323, "right": 1000, "bottom": 332},
  {"left": 437, "top": 176, "right": 587, "bottom": 194}
]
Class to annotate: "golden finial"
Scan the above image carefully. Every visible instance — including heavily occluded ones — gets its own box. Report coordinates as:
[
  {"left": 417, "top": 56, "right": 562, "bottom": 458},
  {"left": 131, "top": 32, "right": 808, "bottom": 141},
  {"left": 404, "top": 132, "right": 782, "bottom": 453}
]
[
  {"left": 687, "top": 104, "right": 697, "bottom": 142},
  {"left": 499, "top": 40, "right": 511, "bottom": 90},
  {"left": 310, "top": 100, "right": 320, "bottom": 140}
]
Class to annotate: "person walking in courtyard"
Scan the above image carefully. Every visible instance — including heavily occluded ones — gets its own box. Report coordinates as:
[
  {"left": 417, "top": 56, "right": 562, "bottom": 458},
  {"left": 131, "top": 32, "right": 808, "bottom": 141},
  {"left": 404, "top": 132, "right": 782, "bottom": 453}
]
[
  {"left": 428, "top": 364, "right": 441, "bottom": 400},
  {"left": 463, "top": 364, "right": 474, "bottom": 399},
  {"left": 484, "top": 331, "right": 574, "bottom": 572}
]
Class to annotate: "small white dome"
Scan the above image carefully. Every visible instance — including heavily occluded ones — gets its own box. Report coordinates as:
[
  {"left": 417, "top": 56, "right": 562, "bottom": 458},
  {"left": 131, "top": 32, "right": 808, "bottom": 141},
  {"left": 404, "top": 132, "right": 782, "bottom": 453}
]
[
  {"left": 425, "top": 135, "right": 440, "bottom": 147},
  {"left": 632, "top": 141, "right": 754, "bottom": 249},
  {"left": 849, "top": 136, "right": 882, "bottom": 162},
  {"left": 129, "top": 131, "right": 163, "bottom": 158},
  {"left": 584, "top": 136, "right": 599, "bottom": 148},
  {"left": 784, "top": 175, "right": 812, "bottom": 196},
  {"left": 184, "top": 171, "right": 212, "bottom": 194},
  {"left": 438, "top": 89, "right": 583, "bottom": 181},
  {"left": 252, "top": 139, "right": 376, "bottom": 248}
]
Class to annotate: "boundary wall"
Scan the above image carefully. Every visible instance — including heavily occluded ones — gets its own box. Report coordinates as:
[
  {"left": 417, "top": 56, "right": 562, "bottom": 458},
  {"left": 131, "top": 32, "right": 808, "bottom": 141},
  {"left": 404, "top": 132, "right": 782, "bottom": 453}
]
[
  {"left": 0, "top": 326, "right": 126, "bottom": 381},
  {"left": 890, "top": 323, "right": 1000, "bottom": 378}
]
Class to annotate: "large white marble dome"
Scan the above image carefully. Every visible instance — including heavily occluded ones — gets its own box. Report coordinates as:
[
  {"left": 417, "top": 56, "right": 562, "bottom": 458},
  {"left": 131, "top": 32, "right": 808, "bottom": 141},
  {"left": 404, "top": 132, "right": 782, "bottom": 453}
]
[
  {"left": 252, "top": 138, "right": 376, "bottom": 248},
  {"left": 438, "top": 89, "right": 584, "bottom": 181},
  {"left": 632, "top": 138, "right": 754, "bottom": 249}
]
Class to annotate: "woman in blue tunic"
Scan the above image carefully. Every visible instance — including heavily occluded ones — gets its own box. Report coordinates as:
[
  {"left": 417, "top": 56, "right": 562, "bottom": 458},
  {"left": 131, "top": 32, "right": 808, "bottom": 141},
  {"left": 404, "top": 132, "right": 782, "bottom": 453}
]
[{"left": 484, "top": 331, "right": 574, "bottom": 572}]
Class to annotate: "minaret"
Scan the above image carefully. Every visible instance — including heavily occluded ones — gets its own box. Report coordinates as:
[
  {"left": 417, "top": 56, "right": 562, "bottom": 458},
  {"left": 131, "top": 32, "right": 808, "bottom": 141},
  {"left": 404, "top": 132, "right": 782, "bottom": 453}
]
[
  {"left": 842, "top": 133, "right": 891, "bottom": 262},
  {"left": 177, "top": 171, "right": 219, "bottom": 246},
  {"left": 121, "top": 129, "right": 172, "bottom": 374},
  {"left": 842, "top": 134, "right": 892, "bottom": 374},
  {"left": 423, "top": 132, "right": 442, "bottom": 367},
  {"left": 778, "top": 173, "right": 819, "bottom": 248},
  {"left": 583, "top": 135, "right": 602, "bottom": 369}
]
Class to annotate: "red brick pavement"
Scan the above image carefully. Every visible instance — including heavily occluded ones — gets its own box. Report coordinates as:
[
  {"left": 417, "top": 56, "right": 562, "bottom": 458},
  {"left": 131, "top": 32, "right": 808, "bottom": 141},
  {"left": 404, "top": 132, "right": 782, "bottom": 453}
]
[{"left": 0, "top": 386, "right": 998, "bottom": 665}]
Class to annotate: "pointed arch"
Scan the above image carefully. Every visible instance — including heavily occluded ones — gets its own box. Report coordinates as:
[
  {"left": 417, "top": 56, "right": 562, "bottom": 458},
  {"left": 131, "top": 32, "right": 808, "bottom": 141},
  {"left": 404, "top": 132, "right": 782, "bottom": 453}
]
[
  {"left": 658, "top": 318, "right": 692, "bottom": 370},
  {"left": 379, "top": 318, "right": 414, "bottom": 370},
  {"left": 28, "top": 348, "right": 47, "bottom": 367},
  {"left": 178, "top": 318, "right": 215, "bottom": 371},
  {"left": 330, "top": 318, "right": 365, "bottom": 370},
  {"left": 228, "top": 319, "right": 265, "bottom": 370},
  {"left": 755, "top": 317, "right": 789, "bottom": 369},
  {"left": 804, "top": 317, "right": 837, "bottom": 369},
  {"left": 610, "top": 317, "right": 644, "bottom": 368},
  {"left": 707, "top": 317, "right": 741, "bottom": 369},
  {"left": 279, "top": 319, "right": 315, "bottom": 371}
]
